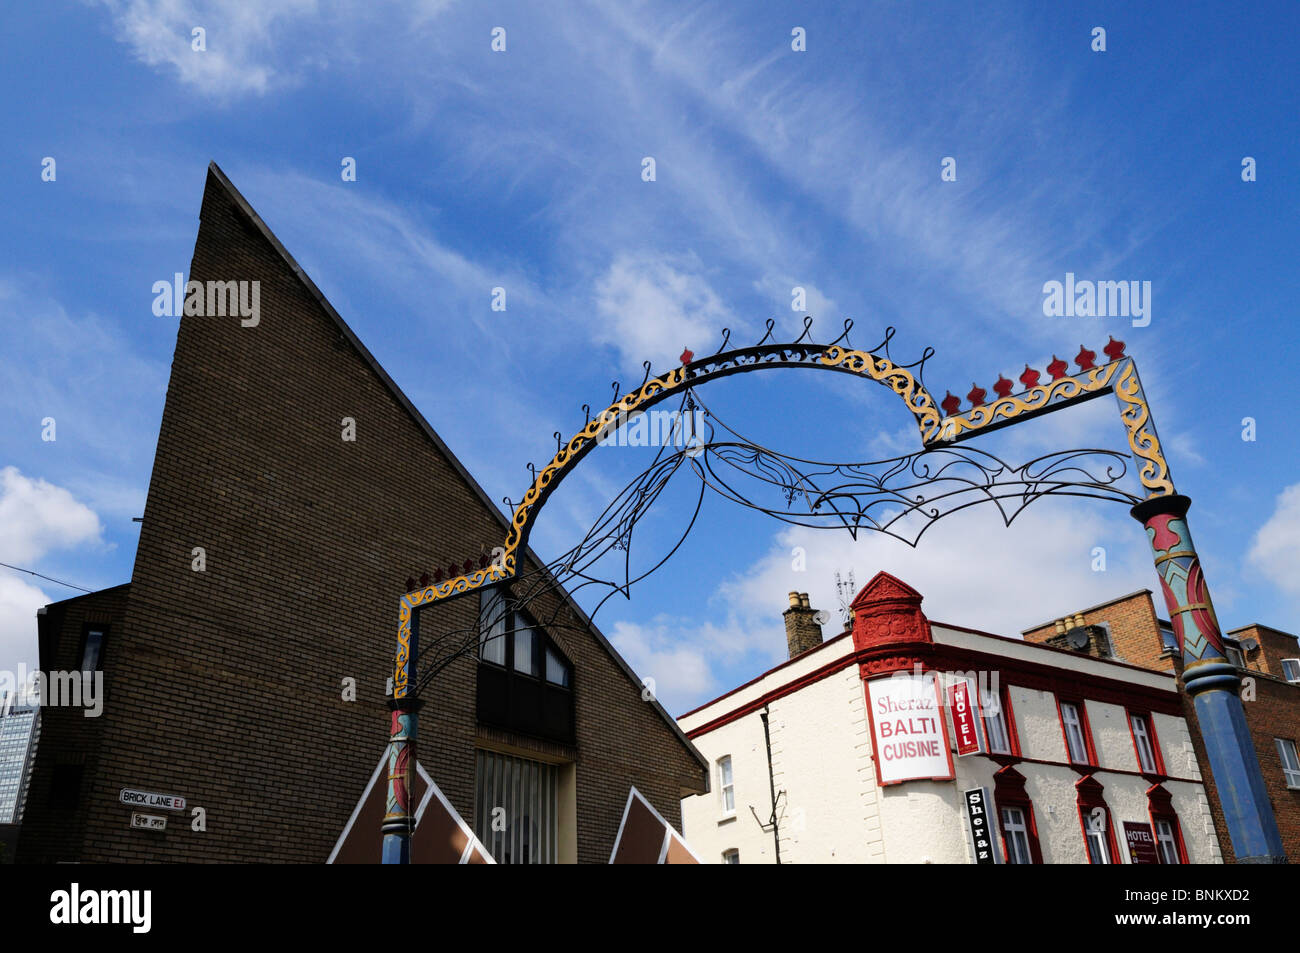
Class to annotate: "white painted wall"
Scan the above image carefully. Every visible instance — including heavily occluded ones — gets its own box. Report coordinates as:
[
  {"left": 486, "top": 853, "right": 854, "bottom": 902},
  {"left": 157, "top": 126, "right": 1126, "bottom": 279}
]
[{"left": 680, "top": 625, "right": 1222, "bottom": 863}]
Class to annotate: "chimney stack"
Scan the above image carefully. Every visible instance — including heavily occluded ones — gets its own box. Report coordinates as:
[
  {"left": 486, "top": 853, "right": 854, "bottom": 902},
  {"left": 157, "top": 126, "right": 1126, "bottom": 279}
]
[{"left": 783, "top": 591, "right": 824, "bottom": 659}]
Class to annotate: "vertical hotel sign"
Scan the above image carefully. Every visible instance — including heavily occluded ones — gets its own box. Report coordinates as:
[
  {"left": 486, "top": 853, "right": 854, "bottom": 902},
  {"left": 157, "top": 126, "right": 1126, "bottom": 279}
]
[
  {"left": 949, "top": 678, "right": 984, "bottom": 756},
  {"left": 866, "top": 673, "right": 954, "bottom": 785}
]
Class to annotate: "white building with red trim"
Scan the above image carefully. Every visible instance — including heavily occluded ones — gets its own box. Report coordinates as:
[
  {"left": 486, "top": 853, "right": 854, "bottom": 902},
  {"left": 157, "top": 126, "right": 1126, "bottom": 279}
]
[{"left": 678, "top": 572, "right": 1222, "bottom": 864}]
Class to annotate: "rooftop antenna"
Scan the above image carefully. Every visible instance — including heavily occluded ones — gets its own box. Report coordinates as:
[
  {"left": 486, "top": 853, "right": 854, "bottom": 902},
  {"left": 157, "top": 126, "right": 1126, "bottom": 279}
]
[{"left": 835, "top": 569, "right": 857, "bottom": 628}]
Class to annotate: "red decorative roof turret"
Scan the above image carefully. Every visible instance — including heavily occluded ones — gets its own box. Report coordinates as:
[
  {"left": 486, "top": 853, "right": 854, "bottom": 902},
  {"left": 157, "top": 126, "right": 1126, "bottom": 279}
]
[{"left": 849, "top": 571, "right": 934, "bottom": 655}]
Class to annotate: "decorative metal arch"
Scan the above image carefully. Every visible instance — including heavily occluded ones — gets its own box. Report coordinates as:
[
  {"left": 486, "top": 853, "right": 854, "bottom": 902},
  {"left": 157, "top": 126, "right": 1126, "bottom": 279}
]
[
  {"left": 384, "top": 319, "right": 1286, "bottom": 866},
  {"left": 391, "top": 324, "right": 1171, "bottom": 700}
]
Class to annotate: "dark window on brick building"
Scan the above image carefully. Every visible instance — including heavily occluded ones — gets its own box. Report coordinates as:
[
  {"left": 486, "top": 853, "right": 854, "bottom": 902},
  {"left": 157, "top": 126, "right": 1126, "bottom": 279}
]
[
  {"left": 477, "top": 590, "right": 574, "bottom": 744},
  {"left": 80, "top": 626, "right": 107, "bottom": 672}
]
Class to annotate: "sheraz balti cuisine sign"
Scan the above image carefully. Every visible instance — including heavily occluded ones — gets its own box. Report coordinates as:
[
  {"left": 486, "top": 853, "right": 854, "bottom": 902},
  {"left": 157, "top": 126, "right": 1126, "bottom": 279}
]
[{"left": 866, "top": 673, "right": 954, "bottom": 785}]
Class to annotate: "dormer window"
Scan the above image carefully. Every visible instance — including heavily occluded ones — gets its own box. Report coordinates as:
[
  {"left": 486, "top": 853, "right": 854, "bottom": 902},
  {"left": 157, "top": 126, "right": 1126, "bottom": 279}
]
[{"left": 477, "top": 588, "right": 575, "bottom": 744}]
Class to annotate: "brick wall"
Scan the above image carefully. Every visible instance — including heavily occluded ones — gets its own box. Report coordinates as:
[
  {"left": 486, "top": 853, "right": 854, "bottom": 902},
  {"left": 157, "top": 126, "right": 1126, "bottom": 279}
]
[
  {"left": 19, "top": 166, "right": 704, "bottom": 863},
  {"left": 1023, "top": 590, "right": 1173, "bottom": 673},
  {"left": 17, "top": 585, "right": 130, "bottom": 862}
]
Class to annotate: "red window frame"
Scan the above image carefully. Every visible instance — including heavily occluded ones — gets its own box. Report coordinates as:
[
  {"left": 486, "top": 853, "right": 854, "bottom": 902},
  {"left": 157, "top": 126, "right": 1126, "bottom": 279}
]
[
  {"left": 1056, "top": 695, "right": 1098, "bottom": 767},
  {"left": 1075, "top": 775, "right": 1121, "bottom": 864},
  {"left": 1146, "top": 784, "right": 1189, "bottom": 864},
  {"left": 1126, "top": 709, "right": 1166, "bottom": 776},
  {"left": 992, "top": 765, "right": 1043, "bottom": 864},
  {"left": 979, "top": 683, "right": 1021, "bottom": 758}
]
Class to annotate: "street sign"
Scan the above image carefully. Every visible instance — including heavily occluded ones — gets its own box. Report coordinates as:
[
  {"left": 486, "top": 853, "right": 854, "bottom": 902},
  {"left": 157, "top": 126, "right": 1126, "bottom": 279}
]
[
  {"left": 130, "top": 812, "right": 167, "bottom": 831},
  {"left": 119, "top": 788, "right": 186, "bottom": 812}
]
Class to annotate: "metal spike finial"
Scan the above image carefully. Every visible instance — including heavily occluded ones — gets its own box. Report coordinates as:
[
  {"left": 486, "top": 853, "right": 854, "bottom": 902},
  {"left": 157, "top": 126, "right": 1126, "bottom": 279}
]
[
  {"left": 756, "top": 317, "right": 776, "bottom": 347},
  {"left": 793, "top": 315, "right": 814, "bottom": 345},
  {"left": 582, "top": 403, "right": 591, "bottom": 426},
  {"left": 554, "top": 431, "right": 563, "bottom": 454},
  {"left": 718, "top": 327, "right": 732, "bottom": 353}
]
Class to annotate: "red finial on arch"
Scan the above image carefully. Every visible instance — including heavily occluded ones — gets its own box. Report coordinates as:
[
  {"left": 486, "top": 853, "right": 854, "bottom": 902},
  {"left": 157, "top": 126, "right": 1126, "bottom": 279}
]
[
  {"left": 1103, "top": 335, "right": 1126, "bottom": 362},
  {"left": 1019, "top": 364, "right": 1041, "bottom": 389},
  {"left": 941, "top": 391, "right": 961, "bottom": 416},
  {"left": 1047, "top": 355, "right": 1069, "bottom": 380},
  {"left": 680, "top": 347, "right": 694, "bottom": 365},
  {"left": 1075, "top": 344, "right": 1096, "bottom": 371},
  {"left": 967, "top": 383, "right": 987, "bottom": 408},
  {"left": 992, "top": 375, "right": 1014, "bottom": 399}
]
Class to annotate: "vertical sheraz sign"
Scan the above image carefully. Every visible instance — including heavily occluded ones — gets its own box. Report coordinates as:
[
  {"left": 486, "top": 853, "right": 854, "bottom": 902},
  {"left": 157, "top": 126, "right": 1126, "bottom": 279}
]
[
  {"left": 866, "top": 672, "right": 954, "bottom": 785},
  {"left": 949, "top": 679, "right": 984, "bottom": 756},
  {"left": 963, "top": 787, "right": 1000, "bottom": 864}
]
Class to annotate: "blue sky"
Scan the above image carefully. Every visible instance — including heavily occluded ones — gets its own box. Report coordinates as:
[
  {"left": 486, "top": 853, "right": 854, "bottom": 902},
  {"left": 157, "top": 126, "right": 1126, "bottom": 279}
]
[{"left": 1, "top": 1, "right": 1297, "bottom": 715}]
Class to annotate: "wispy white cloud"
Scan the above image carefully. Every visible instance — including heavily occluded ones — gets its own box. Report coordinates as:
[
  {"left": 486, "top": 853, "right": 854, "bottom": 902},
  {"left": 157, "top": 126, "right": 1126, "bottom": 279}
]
[
  {"left": 92, "top": 0, "right": 463, "bottom": 99},
  {"left": 593, "top": 252, "right": 736, "bottom": 370},
  {"left": 0, "top": 574, "right": 49, "bottom": 672},
  {"left": 0, "top": 467, "right": 103, "bottom": 565},
  {"left": 633, "top": 496, "right": 1155, "bottom": 712},
  {"left": 1248, "top": 483, "right": 1300, "bottom": 597},
  {"left": 0, "top": 468, "right": 104, "bottom": 671}
]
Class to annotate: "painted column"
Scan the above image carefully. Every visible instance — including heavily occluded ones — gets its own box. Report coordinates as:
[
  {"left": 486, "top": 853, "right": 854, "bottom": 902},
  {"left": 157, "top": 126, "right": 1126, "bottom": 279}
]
[
  {"left": 382, "top": 601, "right": 419, "bottom": 864},
  {"left": 1132, "top": 494, "right": 1286, "bottom": 863}
]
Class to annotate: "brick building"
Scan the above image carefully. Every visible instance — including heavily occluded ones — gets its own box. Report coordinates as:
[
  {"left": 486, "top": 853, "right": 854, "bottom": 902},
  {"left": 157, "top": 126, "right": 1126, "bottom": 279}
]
[
  {"left": 680, "top": 574, "right": 1221, "bottom": 864},
  {"left": 1023, "top": 591, "right": 1300, "bottom": 863},
  {"left": 17, "top": 163, "right": 706, "bottom": 863}
]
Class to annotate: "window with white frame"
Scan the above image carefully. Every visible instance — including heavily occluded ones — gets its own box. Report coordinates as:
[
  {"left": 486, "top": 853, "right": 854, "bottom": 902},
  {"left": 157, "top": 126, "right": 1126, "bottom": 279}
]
[
  {"left": 1282, "top": 659, "right": 1300, "bottom": 684},
  {"left": 1276, "top": 738, "right": 1300, "bottom": 789},
  {"left": 1130, "top": 712, "right": 1159, "bottom": 773},
  {"left": 1154, "top": 818, "right": 1181, "bottom": 864},
  {"left": 981, "top": 687, "right": 1011, "bottom": 755},
  {"left": 1083, "top": 809, "right": 1111, "bottom": 864},
  {"left": 1060, "top": 701, "right": 1090, "bottom": 764},
  {"left": 717, "top": 756, "right": 735, "bottom": 814},
  {"left": 722, "top": 848, "right": 739, "bottom": 864},
  {"left": 1000, "top": 806, "right": 1032, "bottom": 864}
]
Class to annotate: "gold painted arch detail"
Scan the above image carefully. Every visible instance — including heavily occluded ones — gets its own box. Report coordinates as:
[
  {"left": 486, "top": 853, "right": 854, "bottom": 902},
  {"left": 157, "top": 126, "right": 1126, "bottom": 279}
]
[{"left": 392, "top": 339, "right": 1172, "bottom": 699}]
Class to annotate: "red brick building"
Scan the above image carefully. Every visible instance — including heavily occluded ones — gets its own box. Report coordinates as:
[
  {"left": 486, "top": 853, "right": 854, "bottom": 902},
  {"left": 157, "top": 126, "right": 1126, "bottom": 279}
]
[
  {"left": 1023, "top": 591, "right": 1300, "bottom": 862},
  {"left": 17, "top": 164, "right": 706, "bottom": 863}
]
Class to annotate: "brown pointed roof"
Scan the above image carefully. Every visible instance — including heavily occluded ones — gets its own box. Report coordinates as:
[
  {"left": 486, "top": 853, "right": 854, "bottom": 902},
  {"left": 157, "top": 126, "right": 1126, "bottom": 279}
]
[{"left": 203, "top": 161, "right": 706, "bottom": 776}]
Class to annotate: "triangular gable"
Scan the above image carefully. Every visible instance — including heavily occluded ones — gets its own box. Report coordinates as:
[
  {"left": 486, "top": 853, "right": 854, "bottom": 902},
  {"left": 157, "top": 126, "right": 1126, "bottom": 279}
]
[
  {"left": 206, "top": 162, "right": 706, "bottom": 782},
  {"left": 609, "top": 786, "right": 701, "bottom": 864},
  {"left": 327, "top": 754, "right": 494, "bottom": 864}
]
